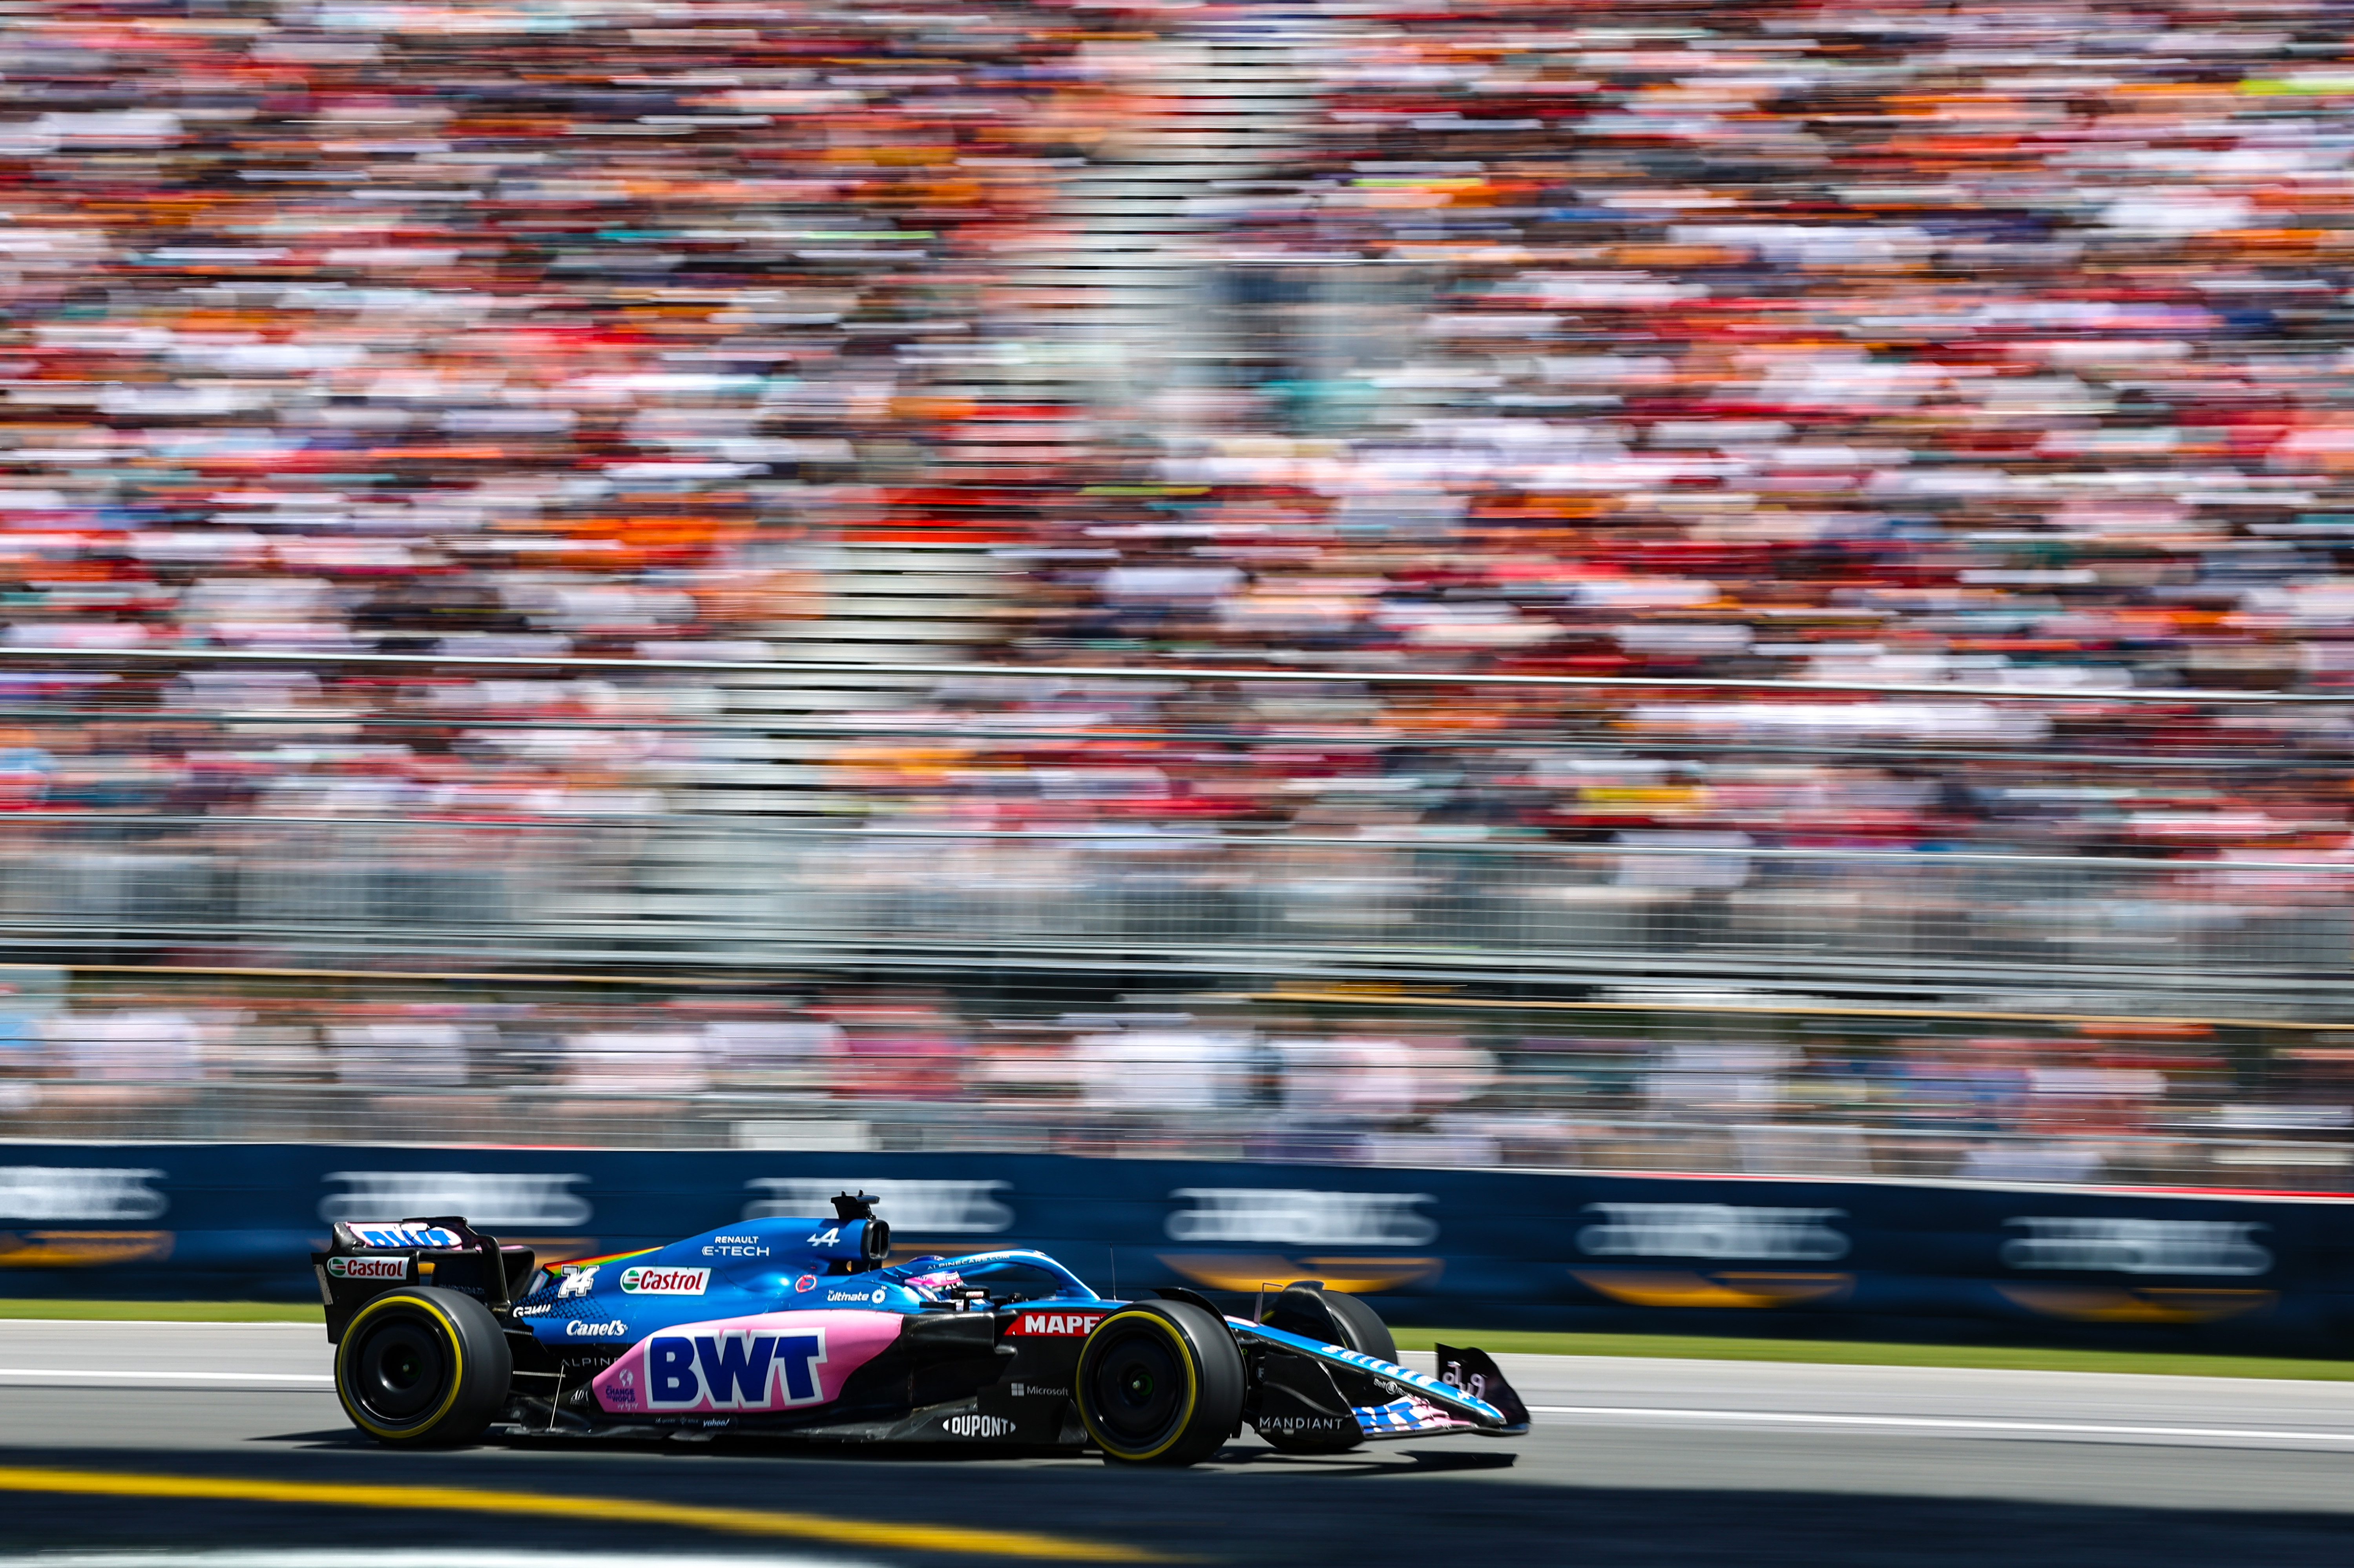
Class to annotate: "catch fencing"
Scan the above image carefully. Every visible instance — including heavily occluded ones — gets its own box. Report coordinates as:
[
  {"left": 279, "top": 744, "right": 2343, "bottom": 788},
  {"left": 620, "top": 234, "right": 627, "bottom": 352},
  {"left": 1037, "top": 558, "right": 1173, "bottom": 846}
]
[{"left": 4, "top": 813, "right": 2352, "bottom": 1004}]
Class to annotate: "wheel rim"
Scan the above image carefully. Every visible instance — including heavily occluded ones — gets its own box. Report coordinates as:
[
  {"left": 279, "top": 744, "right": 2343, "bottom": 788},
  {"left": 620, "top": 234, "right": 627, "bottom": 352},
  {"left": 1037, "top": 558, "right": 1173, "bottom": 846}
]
[
  {"left": 350, "top": 1315, "right": 447, "bottom": 1423},
  {"left": 1088, "top": 1326, "right": 1183, "bottom": 1448}
]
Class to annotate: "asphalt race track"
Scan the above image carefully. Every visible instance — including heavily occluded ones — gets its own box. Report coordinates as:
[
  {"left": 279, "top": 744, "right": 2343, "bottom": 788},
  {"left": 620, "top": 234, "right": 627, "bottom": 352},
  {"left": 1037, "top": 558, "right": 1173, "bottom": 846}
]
[{"left": 1, "top": 1322, "right": 2350, "bottom": 1566}]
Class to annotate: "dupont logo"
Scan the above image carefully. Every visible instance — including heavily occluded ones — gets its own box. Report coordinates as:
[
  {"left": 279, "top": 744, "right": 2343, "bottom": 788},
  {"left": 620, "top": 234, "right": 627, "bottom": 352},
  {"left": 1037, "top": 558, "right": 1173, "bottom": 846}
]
[
  {"left": 325, "top": 1256, "right": 407, "bottom": 1281},
  {"left": 943, "top": 1413, "right": 1017, "bottom": 1438},
  {"left": 1007, "top": 1311, "right": 1105, "bottom": 1337},
  {"left": 619, "top": 1266, "right": 709, "bottom": 1296}
]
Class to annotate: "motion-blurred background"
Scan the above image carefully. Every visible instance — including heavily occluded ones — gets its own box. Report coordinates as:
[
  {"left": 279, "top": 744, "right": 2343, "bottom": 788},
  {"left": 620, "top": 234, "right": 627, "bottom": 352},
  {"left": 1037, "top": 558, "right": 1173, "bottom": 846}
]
[{"left": 0, "top": 0, "right": 2350, "bottom": 1189}]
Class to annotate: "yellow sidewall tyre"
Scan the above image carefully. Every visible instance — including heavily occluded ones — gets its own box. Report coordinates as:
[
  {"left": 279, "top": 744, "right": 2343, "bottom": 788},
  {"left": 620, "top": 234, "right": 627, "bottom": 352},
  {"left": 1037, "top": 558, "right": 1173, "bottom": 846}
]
[
  {"left": 1077, "top": 1300, "right": 1244, "bottom": 1467},
  {"left": 334, "top": 1285, "right": 512, "bottom": 1446}
]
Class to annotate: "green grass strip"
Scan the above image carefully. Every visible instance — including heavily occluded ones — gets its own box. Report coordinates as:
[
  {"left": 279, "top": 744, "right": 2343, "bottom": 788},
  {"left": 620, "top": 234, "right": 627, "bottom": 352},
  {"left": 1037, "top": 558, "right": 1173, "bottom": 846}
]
[
  {"left": 1391, "top": 1327, "right": 2354, "bottom": 1381},
  {"left": 0, "top": 1300, "right": 319, "bottom": 1322}
]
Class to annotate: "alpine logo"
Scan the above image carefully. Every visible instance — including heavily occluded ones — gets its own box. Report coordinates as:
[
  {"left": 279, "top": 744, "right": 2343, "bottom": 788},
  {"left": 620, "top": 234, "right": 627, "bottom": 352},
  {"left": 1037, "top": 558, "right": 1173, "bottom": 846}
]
[
  {"left": 943, "top": 1414, "right": 1017, "bottom": 1438},
  {"left": 1008, "top": 1311, "right": 1106, "bottom": 1337},
  {"left": 619, "top": 1266, "right": 709, "bottom": 1296},
  {"left": 646, "top": 1329, "right": 828, "bottom": 1411},
  {"left": 325, "top": 1255, "right": 407, "bottom": 1281}
]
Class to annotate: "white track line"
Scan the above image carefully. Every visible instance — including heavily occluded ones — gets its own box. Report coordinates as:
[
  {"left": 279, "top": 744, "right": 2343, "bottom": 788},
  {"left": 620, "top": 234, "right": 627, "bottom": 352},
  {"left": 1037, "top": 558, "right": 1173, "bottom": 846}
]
[
  {"left": 1530, "top": 1404, "right": 2354, "bottom": 1445},
  {"left": 0, "top": 1368, "right": 330, "bottom": 1384}
]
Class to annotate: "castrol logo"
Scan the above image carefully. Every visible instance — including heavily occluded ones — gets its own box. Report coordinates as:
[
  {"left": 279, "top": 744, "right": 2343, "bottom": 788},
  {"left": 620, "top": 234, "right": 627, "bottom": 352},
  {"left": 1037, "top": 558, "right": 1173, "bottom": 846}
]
[
  {"left": 325, "top": 1255, "right": 407, "bottom": 1281},
  {"left": 618, "top": 1265, "right": 710, "bottom": 1296}
]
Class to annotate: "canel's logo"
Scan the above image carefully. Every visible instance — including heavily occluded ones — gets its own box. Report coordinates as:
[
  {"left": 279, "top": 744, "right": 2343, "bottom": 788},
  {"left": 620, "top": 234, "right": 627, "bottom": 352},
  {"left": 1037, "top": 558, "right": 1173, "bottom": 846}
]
[
  {"left": 1576, "top": 1203, "right": 1850, "bottom": 1262},
  {"left": 744, "top": 1178, "right": 1013, "bottom": 1234},
  {"left": 566, "top": 1320, "right": 630, "bottom": 1338},
  {"left": 644, "top": 1329, "right": 828, "bottom": 1411},
  {"left": 1164, "top": 1189, "right": 1438, "bottom": 1247},
  {"left": 2002, "top": 1218, "right": 2272, "bottom": 1276},
  {"left": 320, "top": 1171, "right": 591, "bottom": 1229},
  {"left": 0, "top": 1166, "right": 166, "bottom": 1222}
]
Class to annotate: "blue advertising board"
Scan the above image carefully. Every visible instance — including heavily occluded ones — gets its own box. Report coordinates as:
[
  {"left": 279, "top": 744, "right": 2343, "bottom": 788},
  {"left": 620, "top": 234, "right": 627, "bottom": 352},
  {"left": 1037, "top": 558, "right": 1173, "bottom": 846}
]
[{"left": 0, "top": 1146, "right": 2347, "bottom": 1353}]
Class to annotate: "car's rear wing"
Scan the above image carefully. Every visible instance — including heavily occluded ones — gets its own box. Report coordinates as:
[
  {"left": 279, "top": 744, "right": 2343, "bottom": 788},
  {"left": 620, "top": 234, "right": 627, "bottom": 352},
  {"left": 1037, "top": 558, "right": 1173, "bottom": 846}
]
[{"left": 310, "top": 1214, "right": 538, "bottom": 1342}]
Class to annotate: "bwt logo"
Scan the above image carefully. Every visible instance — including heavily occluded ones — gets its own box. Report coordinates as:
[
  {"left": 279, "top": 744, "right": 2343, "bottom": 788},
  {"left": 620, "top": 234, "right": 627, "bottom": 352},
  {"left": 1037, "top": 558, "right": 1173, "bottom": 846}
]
[
  {"left": 1577, "top": 1203, "right": 1850, "bottom": 1262},
  {"left": 2002, "top": 1218, "right": 2273, "bottom": 1276},
  {"left": 319, "top": 1172, "right": 591, "bottom": 1229},
  {"left": 1164, "top": 1189, "right": 1438, "bottom": 1248},
  {"left": 743, "top": 1178, "right": 1012, "bottom": 1234},
  {"left": 646, "top": 1329, "right": 828, "bottom": 1411},
  {"left": 0, "top": 1166, "right": 167, "bottom": 1222}
]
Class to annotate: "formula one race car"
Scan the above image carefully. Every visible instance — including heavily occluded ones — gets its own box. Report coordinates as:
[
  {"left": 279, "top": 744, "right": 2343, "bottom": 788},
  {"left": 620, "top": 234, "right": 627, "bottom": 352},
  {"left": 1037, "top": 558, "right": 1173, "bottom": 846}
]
[{"left": 311, "top": 1197, "right": 1528, "bottom": 1464}]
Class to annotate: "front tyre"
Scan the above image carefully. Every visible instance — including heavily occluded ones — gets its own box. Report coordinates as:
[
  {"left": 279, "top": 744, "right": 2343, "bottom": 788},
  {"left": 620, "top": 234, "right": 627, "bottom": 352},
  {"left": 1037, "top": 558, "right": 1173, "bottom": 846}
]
[
  {"left": 1077, "top": 1301, "right": 1245, "bottom": 1467},
  {"left": 334, "top": 1286, "right": 512, "bottom": 1446}
]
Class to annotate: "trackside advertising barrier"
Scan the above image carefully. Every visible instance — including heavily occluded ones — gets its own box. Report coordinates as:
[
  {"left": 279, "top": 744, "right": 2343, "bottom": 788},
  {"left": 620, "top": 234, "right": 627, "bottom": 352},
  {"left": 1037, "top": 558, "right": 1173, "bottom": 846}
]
[{"left": 0, "top": 1145, "right": 2349, "bottom": 1354}]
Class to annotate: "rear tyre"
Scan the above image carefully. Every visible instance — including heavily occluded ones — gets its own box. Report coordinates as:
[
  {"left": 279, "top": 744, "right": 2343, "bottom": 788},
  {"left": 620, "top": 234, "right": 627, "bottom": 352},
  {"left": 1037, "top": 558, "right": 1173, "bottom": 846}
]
[
  {"left": 334, "top": 1286, "right": 512, "bottom": 1446},
  {"left": 1077, "top": 1301, "right": 1245, "bottom": 1467}
]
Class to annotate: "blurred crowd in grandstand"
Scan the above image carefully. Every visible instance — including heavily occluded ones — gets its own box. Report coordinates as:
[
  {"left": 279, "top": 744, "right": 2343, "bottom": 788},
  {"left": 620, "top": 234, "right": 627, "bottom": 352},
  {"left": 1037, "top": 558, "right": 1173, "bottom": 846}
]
[
  {"left": 1, "top": 0, "right": 2353, "bottom": 1171},
  {"left": 0, "top": 1, "right": 2350, "bottom": 847}
]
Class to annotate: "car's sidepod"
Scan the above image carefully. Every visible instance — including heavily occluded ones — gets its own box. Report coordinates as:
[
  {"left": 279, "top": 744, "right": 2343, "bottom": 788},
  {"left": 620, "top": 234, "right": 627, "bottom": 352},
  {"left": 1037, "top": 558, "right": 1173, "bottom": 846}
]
[{"left": 591, "top": 1309, "right": 909, "bottom": 1415}]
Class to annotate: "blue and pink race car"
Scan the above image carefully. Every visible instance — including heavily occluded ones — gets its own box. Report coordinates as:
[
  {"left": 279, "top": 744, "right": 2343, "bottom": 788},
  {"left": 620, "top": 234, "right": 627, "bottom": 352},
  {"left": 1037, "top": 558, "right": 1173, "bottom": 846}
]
[{"left": 313, "top": 1195, "right": 1528, "bottom": 1464}]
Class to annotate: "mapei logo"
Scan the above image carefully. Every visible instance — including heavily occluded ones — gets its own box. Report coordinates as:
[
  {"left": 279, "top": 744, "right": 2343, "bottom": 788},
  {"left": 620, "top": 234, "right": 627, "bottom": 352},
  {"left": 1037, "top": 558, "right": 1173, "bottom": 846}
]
[
  {"left": 619, "top": 1266, "right": 708, "bottom": 1296},
  {"left": 320, "top": 1171, "right": 591, "bottom": 1229},
  {"left": 943, "top": 1413, "right": 1017, "bottom": 1439},
  {"left": 1163, "top": 1189, "right": 1438, "bottom": 1248},
  {"left": 743, "top": 1178, "right": 1012, "bottom": 1234},
  {"left": 325, "top": 1255, "right": 407, "bottom": 1281},
  {"left": 2001, "top": 1218, "right": 2272, "bottom": 1276},
  {"left": 646, "top": 1329, "right": 828, "bottom": 1410},
  {"left": 1576, "top": 1203, "right": 1850, "bottom": 1262},
  {"left": 1007, "top": 1311, "right": 1106, "bottom": 1338},
  {"left": 0, "top": 1166, "right": 167, "bottom": 1222}
]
